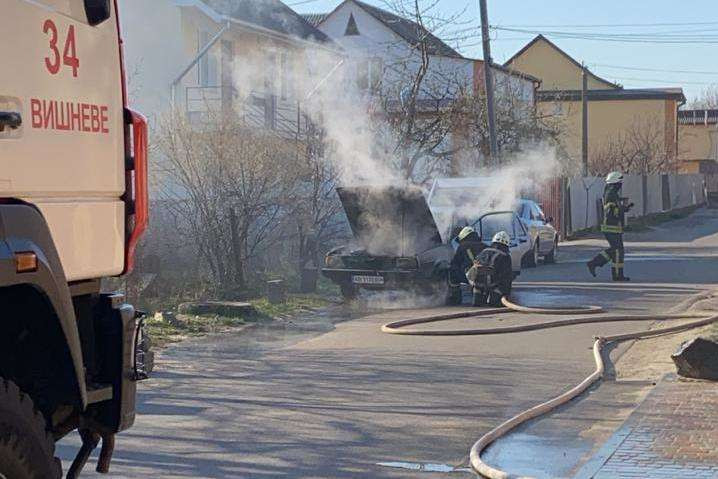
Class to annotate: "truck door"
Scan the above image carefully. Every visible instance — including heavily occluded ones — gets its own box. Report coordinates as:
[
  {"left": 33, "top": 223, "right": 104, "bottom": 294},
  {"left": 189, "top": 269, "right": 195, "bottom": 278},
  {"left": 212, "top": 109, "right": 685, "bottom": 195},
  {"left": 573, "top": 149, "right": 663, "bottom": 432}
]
[{"left": 0, "top": 0, "right": 125, "bottom": 281}]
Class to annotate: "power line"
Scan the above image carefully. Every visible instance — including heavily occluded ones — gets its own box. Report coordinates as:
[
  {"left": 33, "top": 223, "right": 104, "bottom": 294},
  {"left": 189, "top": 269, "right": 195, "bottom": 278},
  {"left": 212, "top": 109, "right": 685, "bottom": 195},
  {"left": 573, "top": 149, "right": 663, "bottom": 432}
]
[
  {"left": 496, "top": 21, "right": 718, "bottom": 28},
  {"left": 607, "top": 76, "right": 716, "bottom": 86},
  {"left": 287, "top": 0, "right": 322, "bottom": 6},
  {"left": 590, "top": 63, "right": 718, "bottom": 75},
  {"left": 489, "top": 26, "right": 718, "bottom": 44}
]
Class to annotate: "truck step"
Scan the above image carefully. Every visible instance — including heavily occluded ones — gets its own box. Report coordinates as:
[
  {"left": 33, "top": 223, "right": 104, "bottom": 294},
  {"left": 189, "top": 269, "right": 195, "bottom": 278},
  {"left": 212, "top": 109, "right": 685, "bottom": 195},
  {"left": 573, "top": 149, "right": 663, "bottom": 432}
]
[{"left": 86, "top": 383, "right": 113, "bottom": 404}]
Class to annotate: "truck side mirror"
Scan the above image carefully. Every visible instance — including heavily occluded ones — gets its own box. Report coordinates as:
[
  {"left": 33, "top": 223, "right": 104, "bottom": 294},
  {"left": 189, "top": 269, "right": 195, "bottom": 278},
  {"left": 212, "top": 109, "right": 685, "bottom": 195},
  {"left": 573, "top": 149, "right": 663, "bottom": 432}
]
[{"left": 84, "top": 0, "right": 111, "bottom": 26}]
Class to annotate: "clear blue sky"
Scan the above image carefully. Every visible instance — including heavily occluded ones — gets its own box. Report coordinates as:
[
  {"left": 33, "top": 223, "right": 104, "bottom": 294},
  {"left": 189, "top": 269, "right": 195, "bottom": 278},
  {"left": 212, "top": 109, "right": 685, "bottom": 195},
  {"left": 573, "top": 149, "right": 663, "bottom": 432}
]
[{"left": 290, "top": 0, "right": 718, "bottom": 101}]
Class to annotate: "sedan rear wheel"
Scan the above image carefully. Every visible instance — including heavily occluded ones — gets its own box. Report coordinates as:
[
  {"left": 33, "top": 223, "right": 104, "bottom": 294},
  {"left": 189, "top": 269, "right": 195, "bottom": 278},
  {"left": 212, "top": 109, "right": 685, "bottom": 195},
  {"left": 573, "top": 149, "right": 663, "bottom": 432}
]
[
  {"left": 545, "top": 238, "right": 558, "bottom": 263},
  {"left": 526, "top": 241, "right": 539, "bottom": 268}
]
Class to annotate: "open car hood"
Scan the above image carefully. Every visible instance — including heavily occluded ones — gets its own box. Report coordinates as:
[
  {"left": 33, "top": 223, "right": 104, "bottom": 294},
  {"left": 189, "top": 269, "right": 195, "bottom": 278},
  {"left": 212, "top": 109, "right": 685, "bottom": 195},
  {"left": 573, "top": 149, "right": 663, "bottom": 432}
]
[{"left": 336, "top": 186, "right": 444, "bottom": 256}]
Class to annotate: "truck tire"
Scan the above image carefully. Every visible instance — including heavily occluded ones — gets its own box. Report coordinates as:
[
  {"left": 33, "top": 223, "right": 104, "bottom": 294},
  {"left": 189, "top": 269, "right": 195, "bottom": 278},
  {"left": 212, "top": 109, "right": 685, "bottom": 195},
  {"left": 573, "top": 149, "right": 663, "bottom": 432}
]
[{"left": 0, "top": 379, "right": 61, "bottom": 479}]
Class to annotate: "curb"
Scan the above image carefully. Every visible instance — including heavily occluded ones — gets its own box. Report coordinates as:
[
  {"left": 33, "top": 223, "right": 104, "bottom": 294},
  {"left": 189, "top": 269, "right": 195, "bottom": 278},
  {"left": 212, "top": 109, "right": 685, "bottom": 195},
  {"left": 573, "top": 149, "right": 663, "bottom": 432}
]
[{"left": 572, "top": 374, "right": 671, "bottom": 479}]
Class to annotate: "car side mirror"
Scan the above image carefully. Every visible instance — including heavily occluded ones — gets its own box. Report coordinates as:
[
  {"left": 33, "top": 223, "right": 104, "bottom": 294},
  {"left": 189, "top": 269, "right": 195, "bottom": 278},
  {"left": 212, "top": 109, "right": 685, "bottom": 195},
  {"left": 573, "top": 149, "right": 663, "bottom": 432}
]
[{"left": 84, "top": 0, "right": 111, "bottom": 26}]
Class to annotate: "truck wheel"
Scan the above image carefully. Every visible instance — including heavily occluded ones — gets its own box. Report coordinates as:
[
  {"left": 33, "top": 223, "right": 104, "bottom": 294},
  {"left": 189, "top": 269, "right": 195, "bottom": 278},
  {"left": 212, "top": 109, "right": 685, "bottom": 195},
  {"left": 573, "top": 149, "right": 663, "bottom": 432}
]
[
  {"left": 339, "top": 282, "right": 357, "bottom": 301},
  {"left": 0, "top": 379, "right": 61, "bottom": 479}
]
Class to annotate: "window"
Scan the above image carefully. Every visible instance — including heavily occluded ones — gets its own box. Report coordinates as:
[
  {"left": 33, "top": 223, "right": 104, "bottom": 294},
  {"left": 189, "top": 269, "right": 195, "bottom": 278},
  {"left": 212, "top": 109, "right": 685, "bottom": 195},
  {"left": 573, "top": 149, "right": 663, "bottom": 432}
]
[
  {"left": 357, "top": 57, "right": 383, "bottom": 91},
  {"left": 478, "top": 213, "right": 514, "bottom": 242},
  {"left": 265, "top": 52, "right": 277, "bottom": 96},
  {"left": 198, "top": 30, "right": 218, "bottom": 87},
  {"left": 280, "top": 53, "right": 290, "bottom": 100},
  {"left": 345, "top": 12, "right": 360, "bottom": 36}
]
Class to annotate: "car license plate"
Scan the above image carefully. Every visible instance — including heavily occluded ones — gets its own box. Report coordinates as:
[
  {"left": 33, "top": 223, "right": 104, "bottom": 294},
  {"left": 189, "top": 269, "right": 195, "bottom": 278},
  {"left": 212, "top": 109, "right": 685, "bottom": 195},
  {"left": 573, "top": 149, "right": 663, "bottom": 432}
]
[{"left": 352, "top": 275, "right": 384, "bottom": 285}]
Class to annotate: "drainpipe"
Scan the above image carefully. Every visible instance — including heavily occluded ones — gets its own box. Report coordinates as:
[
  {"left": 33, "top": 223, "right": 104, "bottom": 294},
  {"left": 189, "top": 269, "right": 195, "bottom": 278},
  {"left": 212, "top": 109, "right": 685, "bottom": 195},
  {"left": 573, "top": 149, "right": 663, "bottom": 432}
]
[{"left": 170, "top": 20, "right": 231, "bottom": 109}]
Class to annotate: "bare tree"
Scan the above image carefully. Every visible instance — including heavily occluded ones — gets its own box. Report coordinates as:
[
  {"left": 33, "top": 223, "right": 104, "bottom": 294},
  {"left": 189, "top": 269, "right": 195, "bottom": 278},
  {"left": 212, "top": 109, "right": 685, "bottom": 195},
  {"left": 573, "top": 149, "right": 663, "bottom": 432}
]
[
  {"left": 156, "top": 110, "right": 300, "bottom": 296},
  {"left": 368, "top": 1, "right": 562, "bottom": 182},
  {"left": 689, "top": 85, "right": 718, "bottom": 109},
  {"left": 591, "top": 117, "right": 678, "bottom": 175}
]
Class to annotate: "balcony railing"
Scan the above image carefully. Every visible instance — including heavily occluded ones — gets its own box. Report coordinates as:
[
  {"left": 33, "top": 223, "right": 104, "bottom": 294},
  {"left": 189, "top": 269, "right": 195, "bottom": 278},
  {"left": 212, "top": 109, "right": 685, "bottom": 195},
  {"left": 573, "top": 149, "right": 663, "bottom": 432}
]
[
  {"left": 678, "top": 109, "right": 718, "bottom": 125},
  {"left": 185, "top": 85, "right": 311, "bottom": 140}
]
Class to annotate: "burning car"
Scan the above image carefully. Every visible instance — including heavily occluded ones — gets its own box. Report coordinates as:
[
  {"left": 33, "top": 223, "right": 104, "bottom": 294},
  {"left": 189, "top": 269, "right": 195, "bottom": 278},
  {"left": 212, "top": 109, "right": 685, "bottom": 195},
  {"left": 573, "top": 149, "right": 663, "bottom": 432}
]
[{"left": 322, "top": 186, "right": 452, "bottom": 300}]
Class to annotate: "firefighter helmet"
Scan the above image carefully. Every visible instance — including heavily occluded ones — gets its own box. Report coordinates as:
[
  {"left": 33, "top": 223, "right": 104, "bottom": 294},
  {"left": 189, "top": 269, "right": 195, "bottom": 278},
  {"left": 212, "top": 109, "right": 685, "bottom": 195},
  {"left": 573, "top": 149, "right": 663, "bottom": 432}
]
[
  {"left": 458, "top": 226, "right": 475, "bottom": 241},
  {"left": 492, "top": 231, "right": 511, "bottom": 247},
  {"left": 606, "top": 171, "right": 624, "bottom": 184}
]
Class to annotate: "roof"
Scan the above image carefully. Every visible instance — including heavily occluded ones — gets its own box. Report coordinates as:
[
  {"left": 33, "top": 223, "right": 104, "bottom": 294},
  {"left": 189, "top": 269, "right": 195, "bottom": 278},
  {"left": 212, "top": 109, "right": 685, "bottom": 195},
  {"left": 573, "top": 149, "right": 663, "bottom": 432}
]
[
  {"left": 538, "top": 88, "right": 686, "bottom": 102},
  {"left": 302, "top": 13, "right": 328, "bottom": 27},
  {"left": 347, "top": 0, "right": 463, "bottom": 58},
  {"left": 679, "top": 109, "right": 718, "bottom": 125},
  {"left": 475, "top": 59, "right": 541, "bottom": 84},
  {"left": 504, "top": 35, "right": 621, "bottom": 90},
  {"left": 201, "top": 0, "right": 331, "bottom": 42}
]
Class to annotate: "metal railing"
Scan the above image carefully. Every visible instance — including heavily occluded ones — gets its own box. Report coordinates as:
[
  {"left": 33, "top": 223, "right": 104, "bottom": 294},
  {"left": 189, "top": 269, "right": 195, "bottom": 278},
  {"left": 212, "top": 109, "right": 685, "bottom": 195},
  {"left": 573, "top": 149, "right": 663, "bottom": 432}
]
[
  {"left": 185, "top": 85, "right": 311, "bottom": 140},
  {"left": 678, "top": 109, "right": 718, "bottom": 125}
]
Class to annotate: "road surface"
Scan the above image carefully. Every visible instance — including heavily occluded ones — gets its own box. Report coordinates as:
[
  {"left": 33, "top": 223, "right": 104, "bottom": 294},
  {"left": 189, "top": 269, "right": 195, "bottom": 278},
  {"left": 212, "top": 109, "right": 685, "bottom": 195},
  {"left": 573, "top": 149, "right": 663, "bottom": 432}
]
[{"left": 59, "top": 208, "right": 718, "bottom": 478}]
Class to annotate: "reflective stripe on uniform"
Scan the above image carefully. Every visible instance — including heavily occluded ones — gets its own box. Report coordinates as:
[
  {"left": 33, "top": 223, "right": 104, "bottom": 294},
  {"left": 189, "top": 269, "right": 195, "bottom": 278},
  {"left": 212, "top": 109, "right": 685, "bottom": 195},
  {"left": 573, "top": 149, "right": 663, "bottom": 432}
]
[
  {"left": 601, "top": 224, "right": 623, "bottom": 233},
  {"left": 601, "top": 251, "right": 611, "bottom": 261},
  {"left": 467, "top": 250, "right": 475, "bottom": 261}
]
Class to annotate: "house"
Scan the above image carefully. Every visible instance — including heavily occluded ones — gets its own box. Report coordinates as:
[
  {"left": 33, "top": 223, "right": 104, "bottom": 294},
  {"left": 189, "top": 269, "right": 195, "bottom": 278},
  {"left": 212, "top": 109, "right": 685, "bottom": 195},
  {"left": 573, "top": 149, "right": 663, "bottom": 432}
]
[
  {"left": 678, "top": 109, "right": 718, "bottom": 174},
  {"left": 504, "top": 35, "right": 686, "bottom": 172},
  {"left": 303, "top": 0, "right": 537, "bottom": 106},
  {"left": 118, "top": 0, "right": 339, "bottom": 137}
]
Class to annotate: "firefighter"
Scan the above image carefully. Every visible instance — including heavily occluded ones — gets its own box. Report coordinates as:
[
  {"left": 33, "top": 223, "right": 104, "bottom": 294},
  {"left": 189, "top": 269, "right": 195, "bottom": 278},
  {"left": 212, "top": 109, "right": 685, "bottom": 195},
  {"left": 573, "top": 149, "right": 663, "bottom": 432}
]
[
  {"left": 587, "top": 171, "right": 634, "bottom": 281},
  {"left": 468, "top": 231, "right": 514, "bottom": 306},
  {"left": 447, "top": 226, "right": 486, "bottom": 305}
]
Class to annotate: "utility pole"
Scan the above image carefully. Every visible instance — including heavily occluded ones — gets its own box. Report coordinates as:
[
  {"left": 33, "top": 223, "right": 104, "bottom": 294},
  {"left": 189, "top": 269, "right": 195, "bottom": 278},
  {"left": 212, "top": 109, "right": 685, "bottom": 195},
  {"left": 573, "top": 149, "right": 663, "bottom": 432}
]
[
  {"left": 581, "top": 62, "right": 589, "bottom": 176},
  {"left": 479, "top": 0, "right": 499, "bottom": 165}
]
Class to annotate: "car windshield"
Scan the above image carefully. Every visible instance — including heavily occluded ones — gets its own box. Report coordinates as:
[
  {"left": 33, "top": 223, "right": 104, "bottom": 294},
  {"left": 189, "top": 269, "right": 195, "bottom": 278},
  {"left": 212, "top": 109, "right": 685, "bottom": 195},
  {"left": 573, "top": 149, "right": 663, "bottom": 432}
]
[{"left": 478, "top": 213, "right": 514, "bottom": 241}]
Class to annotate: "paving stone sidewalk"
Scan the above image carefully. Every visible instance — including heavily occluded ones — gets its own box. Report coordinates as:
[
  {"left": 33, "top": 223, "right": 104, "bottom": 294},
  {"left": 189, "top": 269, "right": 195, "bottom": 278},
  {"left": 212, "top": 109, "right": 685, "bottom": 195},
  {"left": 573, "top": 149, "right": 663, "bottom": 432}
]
[{"left": 575, "top": 375, "right": 718, "bottom": 479}]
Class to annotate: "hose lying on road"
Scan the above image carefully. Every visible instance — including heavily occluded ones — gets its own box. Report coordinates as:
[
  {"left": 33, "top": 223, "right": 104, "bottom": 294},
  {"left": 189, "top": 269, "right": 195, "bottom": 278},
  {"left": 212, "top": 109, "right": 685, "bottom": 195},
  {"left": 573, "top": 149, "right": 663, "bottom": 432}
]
[{"left": 381, "top": 296, "right": 718, "bottom": 479}]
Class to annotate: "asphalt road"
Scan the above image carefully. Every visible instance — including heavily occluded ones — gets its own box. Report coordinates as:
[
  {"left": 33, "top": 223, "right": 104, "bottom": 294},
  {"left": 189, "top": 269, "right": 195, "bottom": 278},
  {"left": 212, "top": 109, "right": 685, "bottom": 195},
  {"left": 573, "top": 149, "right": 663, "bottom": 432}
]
[{"left": 59, "top": 208, "right": 718, "bottom": 479}]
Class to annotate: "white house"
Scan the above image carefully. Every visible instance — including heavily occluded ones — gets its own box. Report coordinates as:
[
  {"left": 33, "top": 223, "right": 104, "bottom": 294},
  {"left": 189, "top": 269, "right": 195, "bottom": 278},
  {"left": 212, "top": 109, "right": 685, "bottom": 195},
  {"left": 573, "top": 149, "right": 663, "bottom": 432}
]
[
  {"left": 303, "top": 0, "right": 537, "bottom": 105},
  {"left": 118, "top": 0, "right": 339, "bottom": 136}
]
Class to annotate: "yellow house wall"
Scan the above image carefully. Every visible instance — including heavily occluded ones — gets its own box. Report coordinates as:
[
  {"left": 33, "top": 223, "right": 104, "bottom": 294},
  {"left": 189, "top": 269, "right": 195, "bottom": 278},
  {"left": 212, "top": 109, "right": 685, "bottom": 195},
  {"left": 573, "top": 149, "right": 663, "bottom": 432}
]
[
  {"left": 539, "top": 98, "right": 673, "bottom": 165},
  {"left": 506, "top": 39, "right": 615, "bottom": 91},
  {"left": 680, "top": 124, "right": 717, "bottom": 161}
]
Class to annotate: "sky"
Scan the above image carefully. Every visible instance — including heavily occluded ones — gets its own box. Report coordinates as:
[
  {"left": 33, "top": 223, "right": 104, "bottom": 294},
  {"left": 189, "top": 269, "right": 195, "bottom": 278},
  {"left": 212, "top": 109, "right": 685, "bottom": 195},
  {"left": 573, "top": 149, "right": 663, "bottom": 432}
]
[{"left": 290, "top": 0, "right": 718, "bottom": 102}]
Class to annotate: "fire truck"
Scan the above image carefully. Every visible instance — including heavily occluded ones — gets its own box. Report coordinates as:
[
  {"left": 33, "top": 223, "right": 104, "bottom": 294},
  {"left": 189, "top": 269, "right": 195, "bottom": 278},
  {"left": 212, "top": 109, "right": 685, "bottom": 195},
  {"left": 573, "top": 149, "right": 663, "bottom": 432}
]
[{"left": 0, "top": 0, "right": 149, "bottom": 477}]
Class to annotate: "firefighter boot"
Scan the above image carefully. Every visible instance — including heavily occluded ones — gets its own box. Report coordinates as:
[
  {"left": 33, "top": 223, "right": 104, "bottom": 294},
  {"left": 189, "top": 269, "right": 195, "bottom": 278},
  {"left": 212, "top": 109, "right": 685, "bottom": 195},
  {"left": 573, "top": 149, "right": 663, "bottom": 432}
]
[
  {"left": 587, "top": 252, "right": 611, "bottom": 277},
  {"left": 612, "top": 268, "right": 630, "bottom": 282},
  {"left": 472, "top": 289, "right": 487, "bottom": 307},
  {"left": 446, "top": 285, "right": 463, "bottom": 305}
]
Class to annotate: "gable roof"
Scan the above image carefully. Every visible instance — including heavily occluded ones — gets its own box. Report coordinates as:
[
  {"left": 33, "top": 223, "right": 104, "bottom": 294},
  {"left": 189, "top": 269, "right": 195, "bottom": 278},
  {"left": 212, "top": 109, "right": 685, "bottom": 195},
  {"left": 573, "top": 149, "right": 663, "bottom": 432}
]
[
  {"left": 326, "top": 0, "right": 462, "bottom": 58},
  {"left": 202, "top": 0, "right": 331, "bottom": 43},
  {"left": 504, "top": 34, "right": 621, "bottom": 90}
]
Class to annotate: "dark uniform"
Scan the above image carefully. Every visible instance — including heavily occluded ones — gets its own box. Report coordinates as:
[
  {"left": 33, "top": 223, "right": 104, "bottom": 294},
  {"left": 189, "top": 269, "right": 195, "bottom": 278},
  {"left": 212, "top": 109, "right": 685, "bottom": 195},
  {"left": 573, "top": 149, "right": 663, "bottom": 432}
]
[
  {"left": 468, "top": 243, "right": 513, "bottom": 306},
  {"left": 447, "top": 231, "right": 485, "bottom": 305},
  {"left": 588, "top": 183, "right": 632, "bottom": 281}
]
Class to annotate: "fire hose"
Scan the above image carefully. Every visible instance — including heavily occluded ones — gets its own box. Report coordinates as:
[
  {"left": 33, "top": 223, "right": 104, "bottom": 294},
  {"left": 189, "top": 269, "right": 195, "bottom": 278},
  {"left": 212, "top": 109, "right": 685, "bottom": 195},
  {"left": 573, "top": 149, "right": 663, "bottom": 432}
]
[{"left": 381, "top": 295, "right": 718, "bottom": 479}]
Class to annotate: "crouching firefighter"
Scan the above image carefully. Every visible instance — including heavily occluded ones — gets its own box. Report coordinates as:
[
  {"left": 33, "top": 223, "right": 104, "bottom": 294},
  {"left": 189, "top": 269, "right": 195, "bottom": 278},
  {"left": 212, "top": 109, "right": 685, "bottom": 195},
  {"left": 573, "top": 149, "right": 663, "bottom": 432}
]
[
  {"left": 467, "top": 231, "right": 514, "bottom": 307},
  {"left": 587, "top": 171, "right": 634, "bottom": 281},
  {"left": 447, "top": 226, "right": 485, "bottom": 305}
]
